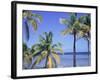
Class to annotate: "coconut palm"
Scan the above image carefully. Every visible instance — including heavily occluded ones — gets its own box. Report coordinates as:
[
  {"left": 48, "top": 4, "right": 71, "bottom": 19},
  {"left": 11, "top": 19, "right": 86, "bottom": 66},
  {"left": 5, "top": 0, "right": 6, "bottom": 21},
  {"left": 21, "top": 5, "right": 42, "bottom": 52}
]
[
  {"left": 59, "top": 13, "right": 81, "bottom": 67},
  {"left": 30, "top": 32, "right": 63, "bottom": 68},
  {"left": 23, "top": 10, "right": 42, "bottom": 41},
  {"left": 78, "top": 14, "right": 91, "bottom": 65},
  {"left": 79, "top": 14, "right": 91, "bottom": 53}
]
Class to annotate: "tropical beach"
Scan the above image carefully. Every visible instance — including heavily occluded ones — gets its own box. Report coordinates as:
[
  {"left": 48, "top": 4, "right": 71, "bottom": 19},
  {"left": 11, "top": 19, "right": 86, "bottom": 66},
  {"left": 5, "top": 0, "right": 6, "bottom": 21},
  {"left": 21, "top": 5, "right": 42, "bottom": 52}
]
[{"left": 22, "top": 10, "right": 91, "bottom": 69}]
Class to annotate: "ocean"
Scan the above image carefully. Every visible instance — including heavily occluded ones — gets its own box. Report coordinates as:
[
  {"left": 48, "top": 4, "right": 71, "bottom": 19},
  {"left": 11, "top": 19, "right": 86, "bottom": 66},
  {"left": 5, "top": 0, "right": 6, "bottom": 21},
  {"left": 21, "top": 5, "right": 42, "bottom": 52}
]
[
  {"left": 23, "top": 52, "right": 91, "bottom": 69},
  {"left": 58, "top": 53, "right": 91, "bottom": 67}
]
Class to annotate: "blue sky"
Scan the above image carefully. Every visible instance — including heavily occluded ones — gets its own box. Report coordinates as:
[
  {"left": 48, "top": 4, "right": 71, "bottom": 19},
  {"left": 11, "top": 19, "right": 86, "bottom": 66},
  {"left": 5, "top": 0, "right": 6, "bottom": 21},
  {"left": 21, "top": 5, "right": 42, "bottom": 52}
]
[{"left": 23, "top": 10, "right": 90, "bottom": 52}]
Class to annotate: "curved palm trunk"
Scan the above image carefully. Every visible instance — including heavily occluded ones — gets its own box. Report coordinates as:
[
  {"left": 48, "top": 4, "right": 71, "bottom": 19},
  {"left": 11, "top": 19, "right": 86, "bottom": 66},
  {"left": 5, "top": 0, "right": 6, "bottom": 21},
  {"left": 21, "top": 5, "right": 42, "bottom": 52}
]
[
  {"left": 73, "top": 31, "right": 76, "bottom": 67},
  {"left": 24, "top": 20, "right": 29, "bottom": 41}
]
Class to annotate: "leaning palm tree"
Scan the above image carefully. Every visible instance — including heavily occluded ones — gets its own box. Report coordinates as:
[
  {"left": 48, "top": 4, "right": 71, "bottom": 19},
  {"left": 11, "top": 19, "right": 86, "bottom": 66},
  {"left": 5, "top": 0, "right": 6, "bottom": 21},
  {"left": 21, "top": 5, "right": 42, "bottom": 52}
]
[
  {"left": 30, "top": 32, "right": 63, "bottom": 68},
  {"left": 60, "top": 13, "right": 81, "bottom": 67},
  {"left": 23, "top": 10, "right": 42, "bottom": 41}
]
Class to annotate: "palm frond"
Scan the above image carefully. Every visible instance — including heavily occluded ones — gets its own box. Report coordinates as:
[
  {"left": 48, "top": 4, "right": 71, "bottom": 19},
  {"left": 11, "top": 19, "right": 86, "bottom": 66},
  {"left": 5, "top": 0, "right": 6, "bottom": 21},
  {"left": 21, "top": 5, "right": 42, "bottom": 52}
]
[
  {"left": 61, "top": 28, "right": 72, "bottom": 35},
  {"left": 43, "top": 32, "right": 48, "bottom": 41},
  {"left": 52, "top": 42, "right": 62, "bottom": 48},
  {"left": 41, "top": 51, "right": 48, "bottom": 56},
  {"left": 52, "top": 52, "right": 60, "bottom": 64},
  {"left": 48, "top": 32, "right": 53, "bottom": 44},
  {"left": 53, "top": 48, "right": 63, "bottom": 53},
  {"left": 23, "top": 51, "right": 32, "bottom": 64},
  {"left": 77, "top": 31, "right": 85, "bottom": 39},
  {"left": 32, "top": 49, "right": 41, "bottom": 57},
  {"left": 39, "top": 35, "right": 45, "bottom": 44},
  {"left": 79, "top": 15, "right": 91, "bottom": 26},
  {"left": 51, "top": 56, "right": 57, "bottom": 68},
  {"left": 31, "top": 51, "right": 47, "bottom": 68},
  {"left": 31, "top": 55, "right": 42, "bottom": 68},
  {"left": 70, "top": 13, "right": 77, "bottom": 25},
  {"left": 59, "top": 18, "right": 69, "bottom": 25},
  {"left": 23, "top": 43, "right": 28, "bottom": 51},
  {"left": 52, "top": 44, "right": 58, "bottom": 48},
  {"left": 30, "top": 19, "right": 38, "bottom": 31},
  {"left": 22, "top": 10, "right": 27, "bottom": 19},
  {"left": 73, "top": 20, "right": 81, "bottom": 31},
  {"left": 31, "top": 13, "right": 42, "bottom": 22}
]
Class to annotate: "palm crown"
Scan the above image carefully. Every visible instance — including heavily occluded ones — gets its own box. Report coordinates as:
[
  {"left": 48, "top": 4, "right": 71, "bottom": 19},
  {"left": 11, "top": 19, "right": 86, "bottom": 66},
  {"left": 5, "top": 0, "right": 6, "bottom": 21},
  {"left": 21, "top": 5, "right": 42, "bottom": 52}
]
[
  {"left": 31, "top": 32, "right": 63, "bottom": 68},
  {"left": 23, "top": 10, "right": 42, "bottom": 41}
]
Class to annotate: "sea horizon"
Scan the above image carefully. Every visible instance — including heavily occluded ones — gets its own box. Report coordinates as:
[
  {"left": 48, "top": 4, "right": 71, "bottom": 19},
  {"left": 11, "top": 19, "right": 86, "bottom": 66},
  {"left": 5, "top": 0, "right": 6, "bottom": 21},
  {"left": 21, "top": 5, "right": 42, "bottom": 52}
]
[{"left": 58, "top": 52, "right": 91, "bottom": 55}]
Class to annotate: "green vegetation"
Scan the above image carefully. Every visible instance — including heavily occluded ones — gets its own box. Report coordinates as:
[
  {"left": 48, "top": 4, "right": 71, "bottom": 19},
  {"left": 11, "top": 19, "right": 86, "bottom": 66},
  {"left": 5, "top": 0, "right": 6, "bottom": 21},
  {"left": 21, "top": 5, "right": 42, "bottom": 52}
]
[
  {"left": 59, "top": 13, "right": 90, "bottom": 67},
  {"left": 23, "top": 10, "right": 42, "bottom": 41},
  {"left": 78, "top": 15, "right": 91, "bottom": 64},
  {"left": 23, "top": 32, "right": 63, "bottom": 69},
  {"left": 23, "top": 12, "right": 91, "bottom": 69},
  {"left": 23, "top": 43, "right": 32, "bottom": 69},
  {"left": 78, "top": 14, "right": 91, "bottom": 53}
]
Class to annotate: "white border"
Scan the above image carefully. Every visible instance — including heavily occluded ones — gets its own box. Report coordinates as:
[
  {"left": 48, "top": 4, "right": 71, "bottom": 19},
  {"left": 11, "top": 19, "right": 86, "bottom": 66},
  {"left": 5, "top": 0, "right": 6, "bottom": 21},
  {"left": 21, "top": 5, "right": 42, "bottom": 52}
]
[{"left": 17, "top": 3, "right": 96, "bottom": 77}]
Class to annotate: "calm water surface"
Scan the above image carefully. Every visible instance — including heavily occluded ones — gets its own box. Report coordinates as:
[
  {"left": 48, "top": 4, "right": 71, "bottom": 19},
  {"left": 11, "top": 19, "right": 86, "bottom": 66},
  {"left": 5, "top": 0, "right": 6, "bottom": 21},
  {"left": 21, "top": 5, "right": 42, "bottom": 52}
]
[{"left": 23, "top": 53, "right": 91, "bottom": 69}]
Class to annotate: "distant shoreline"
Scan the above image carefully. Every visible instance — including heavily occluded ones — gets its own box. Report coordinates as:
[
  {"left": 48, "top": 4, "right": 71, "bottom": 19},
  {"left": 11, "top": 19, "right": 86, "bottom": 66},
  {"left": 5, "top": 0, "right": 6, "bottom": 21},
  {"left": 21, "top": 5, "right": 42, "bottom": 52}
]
[{"left": 58, "top": 52, "right": 91, "bottom": 55}]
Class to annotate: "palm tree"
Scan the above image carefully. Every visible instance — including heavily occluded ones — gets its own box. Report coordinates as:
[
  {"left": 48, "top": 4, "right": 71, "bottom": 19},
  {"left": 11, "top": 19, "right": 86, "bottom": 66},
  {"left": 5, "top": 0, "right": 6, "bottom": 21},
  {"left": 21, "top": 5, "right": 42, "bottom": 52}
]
[
  {"left": 79, "top": 14, "right": 91, "bottom": 52},
  {"left": 59, "top": 13, "right": 81, "bottom": 67},
  {"left": 30, "top": 32, "right": 63, "bottom": 68},
  {"left": 23, "top": 10, "right": 42, "bottom": 41},
  {"left": 23, "top": 43, "right": 32, "bottom": 69},
  {"left": 78, "top": 14, "right": 91, "bottom": 65}
]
